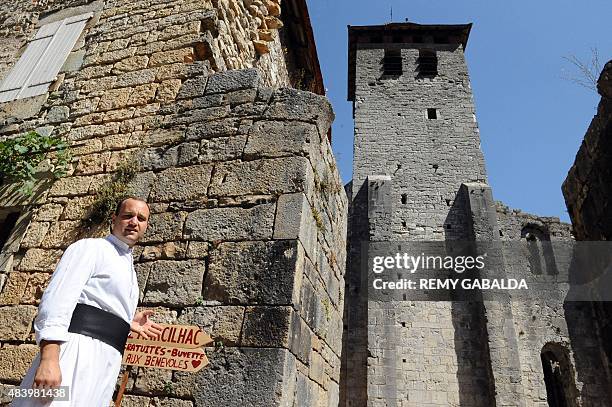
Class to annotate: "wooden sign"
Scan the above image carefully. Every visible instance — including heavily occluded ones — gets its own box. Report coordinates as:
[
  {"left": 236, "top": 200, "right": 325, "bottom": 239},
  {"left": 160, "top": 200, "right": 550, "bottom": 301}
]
[
  {"left": 127, "top": 324, "right": 213, "bottom": 349},
  {"left": 122, "top": 324, "right": 213, "bottom": 372},
  {"left": 122, "top": 343, "right": 209, "bottom": 372}
]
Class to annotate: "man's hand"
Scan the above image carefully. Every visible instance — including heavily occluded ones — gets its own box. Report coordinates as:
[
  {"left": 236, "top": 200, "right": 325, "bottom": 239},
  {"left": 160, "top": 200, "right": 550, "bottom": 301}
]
[
  {"left": 34, "top": 341, "right": 62, "bottom": 388},
  {"left": 131, "top": 310, "right": 163, "bottom": 340}
]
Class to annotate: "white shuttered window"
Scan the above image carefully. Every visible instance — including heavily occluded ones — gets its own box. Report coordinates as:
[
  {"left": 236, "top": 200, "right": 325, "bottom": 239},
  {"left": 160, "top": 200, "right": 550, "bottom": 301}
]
[{"left": 0, "top": 12, "right": 92, "bottom": 103}]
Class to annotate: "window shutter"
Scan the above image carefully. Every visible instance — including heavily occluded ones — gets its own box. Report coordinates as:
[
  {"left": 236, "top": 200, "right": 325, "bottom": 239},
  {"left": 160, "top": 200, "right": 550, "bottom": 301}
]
[{"left": 0, "top": 12, "right": 92, "bottom": 103}]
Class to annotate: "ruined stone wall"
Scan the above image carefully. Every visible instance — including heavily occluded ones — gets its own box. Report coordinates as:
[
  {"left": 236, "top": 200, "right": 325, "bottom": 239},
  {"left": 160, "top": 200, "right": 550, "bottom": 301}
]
[
  {"left": 0, "top": 1, "right": 347, "bottom": 406},
  {"left": 563, "top": 60, "right": 612, "bottom": 241},
  {"left": 344, "top": 40, "right": 493, "bottom": 406},
  {"left": 495, "top": 204, "right": 612, "bottom": 406},
  {"left": 562, "top": 60, "right": 612, "bottom": 406}
]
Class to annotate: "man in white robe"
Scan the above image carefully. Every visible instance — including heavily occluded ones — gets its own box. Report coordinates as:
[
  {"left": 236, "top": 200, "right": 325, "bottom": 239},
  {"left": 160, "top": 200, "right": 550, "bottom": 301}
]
[{"left": 12, "top": 197, "right": 162, "bottom": 406}]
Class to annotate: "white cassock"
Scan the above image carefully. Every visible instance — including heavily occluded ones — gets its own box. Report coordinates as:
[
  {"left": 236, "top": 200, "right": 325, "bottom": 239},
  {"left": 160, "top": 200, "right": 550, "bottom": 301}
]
[{"left": 12, "top": 234, "right": 139, "bottom": 407}]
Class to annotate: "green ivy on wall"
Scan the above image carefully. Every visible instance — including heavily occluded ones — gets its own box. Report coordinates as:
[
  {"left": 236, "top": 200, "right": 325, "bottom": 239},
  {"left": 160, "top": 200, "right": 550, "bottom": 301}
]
[{"left": 0, "top": 131, "right": 71, "bottom": 194}]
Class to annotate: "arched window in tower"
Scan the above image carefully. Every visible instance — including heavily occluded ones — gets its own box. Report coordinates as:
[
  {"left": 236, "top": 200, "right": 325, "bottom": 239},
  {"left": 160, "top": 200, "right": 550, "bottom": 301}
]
[
  {"left": 521, "top": 224, "right": 558, "bottom": 275},
  {"left": 540, "top": 343, "right": 578, "bottom": 407}
]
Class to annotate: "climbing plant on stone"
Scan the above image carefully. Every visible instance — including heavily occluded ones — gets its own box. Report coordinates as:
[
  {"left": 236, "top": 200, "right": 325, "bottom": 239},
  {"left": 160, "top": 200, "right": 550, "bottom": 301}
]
[
  {"left": 84, "top": 160, "right": 138, "bottom": 227},
  {"left": 0, "top": 131, "right": 71, "bottom": 194}
]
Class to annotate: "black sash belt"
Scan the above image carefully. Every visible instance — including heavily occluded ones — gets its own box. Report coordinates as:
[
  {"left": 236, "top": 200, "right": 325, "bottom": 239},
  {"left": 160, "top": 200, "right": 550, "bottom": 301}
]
[{"left": 68, "top": 303, "right": 130, "bottom": 354}]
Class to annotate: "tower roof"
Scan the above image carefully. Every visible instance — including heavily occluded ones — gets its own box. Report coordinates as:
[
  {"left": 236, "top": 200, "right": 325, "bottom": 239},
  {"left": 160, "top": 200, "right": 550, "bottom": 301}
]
[{"left": 347, "top": 22, "right": 472, "bottom": 101}]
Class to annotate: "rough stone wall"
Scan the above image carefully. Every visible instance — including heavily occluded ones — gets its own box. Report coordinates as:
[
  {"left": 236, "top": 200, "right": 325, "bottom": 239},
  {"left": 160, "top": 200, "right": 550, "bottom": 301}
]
[
  {"left": 0, "top": 1, "right": 347, "bottom": 406},
  {"left": 344, "top": 40, "right": 493, "bottom": 406},
  {"left": 562, "top": 60, "right": 612, "bottom": 241},
  {"left": 495, "top": 204, "right": 612, "bottom": 406},
  {"left": 0, "top": 0, "right": 290, "bottom": 109},
  {"left": 562, "top": 60, "right": 612, "bottom": 406}
]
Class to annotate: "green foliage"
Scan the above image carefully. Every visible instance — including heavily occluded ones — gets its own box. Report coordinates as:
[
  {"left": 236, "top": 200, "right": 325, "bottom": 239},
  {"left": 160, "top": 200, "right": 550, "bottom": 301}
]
[
  {"left": 163, "top": 381, "right": 174, "bottom": 395},
  {"left": 0, "top": 131, "right": 71, "bottom": 194},
  {"left": 84, "top": 161, "right": 138, "bottom": 226},
  {"left": 321, "top": 297, "right": 332, "bottom": 322},
  {"left": 311, "top": 204, "right": 325, "bottom": 232}
]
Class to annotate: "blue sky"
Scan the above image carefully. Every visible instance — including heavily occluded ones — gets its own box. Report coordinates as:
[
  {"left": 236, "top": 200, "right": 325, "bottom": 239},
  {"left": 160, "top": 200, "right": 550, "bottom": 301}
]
[{"left": 307, "top": 0, "right": 612, "bottom": 222}]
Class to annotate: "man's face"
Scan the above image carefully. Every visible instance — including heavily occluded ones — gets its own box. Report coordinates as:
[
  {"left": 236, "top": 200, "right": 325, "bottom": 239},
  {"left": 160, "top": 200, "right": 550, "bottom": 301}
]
[{"left": 111, "top": 199, "right": 150, "bottom": 247}]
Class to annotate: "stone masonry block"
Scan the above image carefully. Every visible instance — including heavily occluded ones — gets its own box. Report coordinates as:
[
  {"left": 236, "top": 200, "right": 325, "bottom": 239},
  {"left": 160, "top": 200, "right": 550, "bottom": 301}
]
[
  {"left": 150, "top": 164, "right": 212, "bottom": 202},
  {"left": 143, "top": 260, "right": 205, "bottom": 307},
  {"left": 177, "top": 77, "right": 209, "bottom": 100},
  {"left": 185, "top": 119, "right": 239, "bottom": 140},
  {"left": 128, "top": 83, "right": 158, "bottom": 106},
  {"left": 205, "top": 240, "right": 298, "bottom": 304},
  {"left": 208, "top": 157, "right": 313, "bottom": 198},
  {"left": 205, "top": 68, "right": 260, "bottom": 94},
  {"left": 149, "top": 48, "right": 194, "bottom": 67},
  {"left": 140, "top": 145, "right": 180, "bottom": 171},
  {"left": 133, "top": 366, "right": 172, "bottom": 394},
  {"left": 35, "top": 204, "right": 64, "bottom": 222},
  {"left": 115, "top": 69, "right": 157, "bottom": 88},
  {"left": 140, "top": 212, "right": 187, "bottom": 244},
  {"left": 113, "top": 55, "right": 149, "bottom": 73},
  {"left": 179, "top": 306, "right": 245, "bottom": 346},
  {"left": 289, "top": 310, "right": 312, "bottom": 365},
  {"left": 244, "top": 120, "right": 318, "bottom": 160},
  {"left": 242, "top": 306, "right": 292, "bottom": 348},
  {"left": 48, "top": 175, "right": 95, "bottom": 197},
  {"left": 40, "top": 221, "right": 81, "bottom": 249},
  {"left": 61, "top": 196, "right": 96, "bottom": 220},
  {"left": 156, "top": 79, "right": 182, "bottom": 102},
  {"left": 193, "top": 347, "right": 296, "bottom": 407},
  {"left": 184, "top": 204, "right": 275, "bottom": 241},
  {"left": 18, "top": 249, "right": 62, "bottom": 272},
  {"left": 22, "top": 273, "right": 50, "bottom": 305},
  {"left": 20, "top": 222, "right": 50, "bottom": 248},
  {"left": 0, "top": 305, "right": 37, "bottom": 340},
  {"left": 118, "top": 395, "right": 150, "bottom": 407},
  {"left": 127, "top": 171, "right": 156, "bottom": 200},
  {"left": 265, "top": 88, "right": 334, "bottom": 138},
  {"left": 200, "top": 135, "right": 247, "bottom": 162},
  {"left": 0, "top": 344, "right": 38, "bottom": 382},
  {"left": 97, "top": 87, "right": 131, "bottom": 111},
  {"left": 274, "top": 193, "right": 318, "bottom": 263},
  {"left": 0, "top": 272, "right": 29, "bottom": 305}
]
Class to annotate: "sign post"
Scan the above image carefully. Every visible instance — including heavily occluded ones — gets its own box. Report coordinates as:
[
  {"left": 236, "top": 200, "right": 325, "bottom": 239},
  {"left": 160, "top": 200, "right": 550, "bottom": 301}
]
[{"left": 114, "top": 324, "right": 213, "bottom": 405}]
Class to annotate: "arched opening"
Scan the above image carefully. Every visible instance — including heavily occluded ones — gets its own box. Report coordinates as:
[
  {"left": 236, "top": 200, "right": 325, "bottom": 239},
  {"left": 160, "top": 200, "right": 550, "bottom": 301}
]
[
  {"left": 521, "top": 224, "right": 558, "bottom": 275},
  {"left": 541, "top": 343, "right": 578, "bottom": 407}
]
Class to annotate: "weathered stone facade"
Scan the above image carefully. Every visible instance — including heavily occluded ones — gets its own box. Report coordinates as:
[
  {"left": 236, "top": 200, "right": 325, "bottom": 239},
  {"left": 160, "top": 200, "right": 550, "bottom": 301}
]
[
  {"left": 562, "top": 60, "right": 612, "bottom": 405},
  {"left": 0, "top": 0, "right": 345, "bottom": 406},
  {"left": 342, "top": 23, "right": 612, "bottom": 406},
  {"left": 563, "top": 60, "right": 612, "bottom": 242}
]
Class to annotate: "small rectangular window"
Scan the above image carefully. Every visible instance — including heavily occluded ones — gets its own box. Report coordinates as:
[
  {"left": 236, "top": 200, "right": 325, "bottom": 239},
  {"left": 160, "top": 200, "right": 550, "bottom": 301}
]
[
  {"left": 417, "top": 49, "right": 438, "bottom": 77},
  {"left": 427, "top": 108, "right": 437, "bottom": 119},
  {"left": 0, "top": 12, "right": 92, "bottom": 103},
  {"left": 383, "top": 49, "right": 402, "bottom": 76}
]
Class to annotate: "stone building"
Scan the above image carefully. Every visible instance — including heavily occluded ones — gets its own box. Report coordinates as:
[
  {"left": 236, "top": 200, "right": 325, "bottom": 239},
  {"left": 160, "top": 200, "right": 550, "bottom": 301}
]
[
  {"left": 563, "top": 60, "right": 612, "bottom": 403},
  {"left": 341, "top": 22, "right": 611, "bottom": 406},
  {"left": 0, "top": 0, "right": 347, "bottom": 406},
  {"left": 0, "top": 0, "right": 610, "bottom": 405}
]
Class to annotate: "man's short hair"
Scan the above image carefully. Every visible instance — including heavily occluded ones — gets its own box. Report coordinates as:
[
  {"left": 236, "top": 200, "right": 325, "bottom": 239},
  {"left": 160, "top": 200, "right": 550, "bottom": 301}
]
[{"left": 114, "top": 196, "right": 150, "bottom": 216}]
